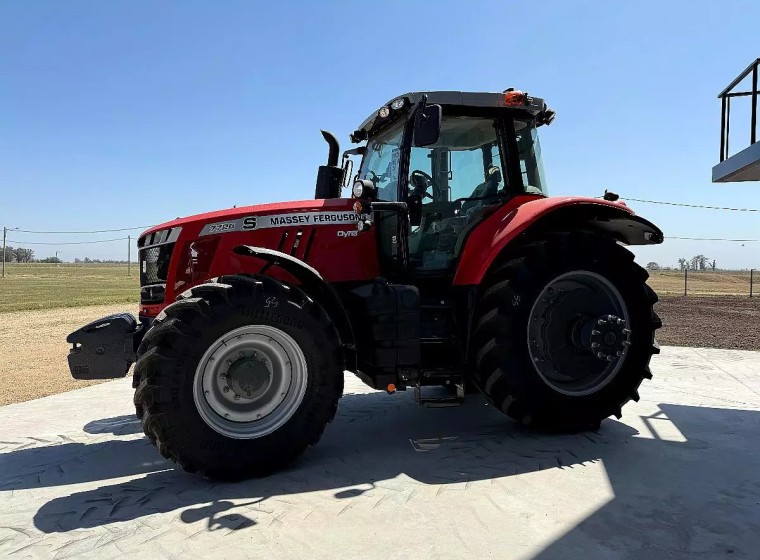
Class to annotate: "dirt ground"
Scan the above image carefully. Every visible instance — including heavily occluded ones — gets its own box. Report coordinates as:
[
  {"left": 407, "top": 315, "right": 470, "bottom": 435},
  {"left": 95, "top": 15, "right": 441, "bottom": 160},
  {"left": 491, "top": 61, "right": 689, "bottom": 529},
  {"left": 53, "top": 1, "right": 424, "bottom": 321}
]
[
  {"left": 0, "top": 304, "right": 137, "bottom": 406},
  {"left": 0, "top": 297, "right": 758, "bottom": 406},
  {"left": 655, "top": 295, "right": 760, "bottom": 350}
]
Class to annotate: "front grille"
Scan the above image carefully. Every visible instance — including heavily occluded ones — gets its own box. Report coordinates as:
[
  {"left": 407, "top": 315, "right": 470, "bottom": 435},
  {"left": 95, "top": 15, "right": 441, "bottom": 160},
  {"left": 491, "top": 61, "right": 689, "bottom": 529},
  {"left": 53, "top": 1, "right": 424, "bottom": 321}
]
[{"left": 140, "top": 243, "right": 175, "bottom": 285}]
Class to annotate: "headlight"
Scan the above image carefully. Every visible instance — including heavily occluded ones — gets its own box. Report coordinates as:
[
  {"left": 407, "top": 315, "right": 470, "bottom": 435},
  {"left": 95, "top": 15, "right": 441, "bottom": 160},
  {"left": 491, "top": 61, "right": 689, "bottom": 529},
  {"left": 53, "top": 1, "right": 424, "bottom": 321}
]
[
  {"left": 352, "top": 181, "right": 365, "bottom": 198},
  {"left": 390, "top": 98, "right": 405, "bottom": 110},
  {"left": 352, "top": 179, "right": 376, "bottom": 199}
]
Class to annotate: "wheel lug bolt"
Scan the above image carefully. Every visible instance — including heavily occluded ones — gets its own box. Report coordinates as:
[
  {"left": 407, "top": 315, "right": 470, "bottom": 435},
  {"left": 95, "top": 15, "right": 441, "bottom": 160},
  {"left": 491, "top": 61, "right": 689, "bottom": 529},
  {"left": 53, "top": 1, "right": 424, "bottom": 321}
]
[
  {"left": 239, "top": 351, "right": 245, "bottom": 358},
  {"left": 256, "top": 414, "right": 261, "bottom": 418},
  {"left": 226, "top": 360, "right": 232, "bottom": 366},
  {"left": 234, "top": 395, "right": 240, "bottom": 400},
  {"left": 225, "top": 413, "right": 230, "bottom": 418},
  {"left": 204, "top": 390, "right": 209, "bottom": 395},
  {"left": 223, "top": 386, "right": 230, "bottom": 393},
  {"left": 591, "top": 342, "right": 600, "bottom": 349},
  {"left": 596, "top": 352, "right": 604, "bottom": 359}
]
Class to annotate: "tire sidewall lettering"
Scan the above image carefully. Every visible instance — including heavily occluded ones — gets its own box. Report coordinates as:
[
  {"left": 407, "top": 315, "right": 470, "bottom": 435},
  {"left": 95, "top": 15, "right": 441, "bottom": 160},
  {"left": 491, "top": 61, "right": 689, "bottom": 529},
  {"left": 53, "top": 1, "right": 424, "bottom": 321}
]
[{"left": 238, "top": 305, "right": 305, "bottom": 330}]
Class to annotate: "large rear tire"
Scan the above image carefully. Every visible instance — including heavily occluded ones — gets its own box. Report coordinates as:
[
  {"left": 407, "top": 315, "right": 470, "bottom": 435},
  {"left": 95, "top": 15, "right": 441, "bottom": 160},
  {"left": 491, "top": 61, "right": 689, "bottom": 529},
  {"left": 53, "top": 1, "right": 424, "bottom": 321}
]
[
  {"left": 133, "top": 275, "right": 344, "bottom": 480},
  {"left": 470, "top": 232, "right": 661, "bottom": 431}
]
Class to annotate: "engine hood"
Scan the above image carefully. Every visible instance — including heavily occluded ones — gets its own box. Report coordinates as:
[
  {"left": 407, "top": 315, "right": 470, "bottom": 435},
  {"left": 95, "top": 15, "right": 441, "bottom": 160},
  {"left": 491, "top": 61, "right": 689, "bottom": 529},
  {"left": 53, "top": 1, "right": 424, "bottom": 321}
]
[{"left": 140, "top": 198, "right": 355, "bottom": 239}]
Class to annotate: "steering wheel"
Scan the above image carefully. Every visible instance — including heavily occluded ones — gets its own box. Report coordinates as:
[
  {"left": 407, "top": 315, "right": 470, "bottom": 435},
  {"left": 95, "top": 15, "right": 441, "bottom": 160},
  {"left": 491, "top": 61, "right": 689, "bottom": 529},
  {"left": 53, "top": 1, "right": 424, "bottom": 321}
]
[{"left": 409, "top": 170, "right": 436, "bottom": 200}]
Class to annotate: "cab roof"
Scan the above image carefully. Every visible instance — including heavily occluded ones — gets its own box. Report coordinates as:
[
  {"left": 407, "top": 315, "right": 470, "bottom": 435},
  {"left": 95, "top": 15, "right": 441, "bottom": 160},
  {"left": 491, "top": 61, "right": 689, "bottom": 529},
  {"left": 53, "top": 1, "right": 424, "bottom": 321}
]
[{"left": 353, "top": 90, "right": 554, "bottom": 141}]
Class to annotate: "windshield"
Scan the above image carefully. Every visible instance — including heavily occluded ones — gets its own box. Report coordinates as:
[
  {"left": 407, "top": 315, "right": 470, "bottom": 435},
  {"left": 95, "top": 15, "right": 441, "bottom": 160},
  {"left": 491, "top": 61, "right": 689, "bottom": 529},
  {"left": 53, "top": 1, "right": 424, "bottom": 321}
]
[{"left": 357, "top": 124, "right": 404, "bottom": 201}]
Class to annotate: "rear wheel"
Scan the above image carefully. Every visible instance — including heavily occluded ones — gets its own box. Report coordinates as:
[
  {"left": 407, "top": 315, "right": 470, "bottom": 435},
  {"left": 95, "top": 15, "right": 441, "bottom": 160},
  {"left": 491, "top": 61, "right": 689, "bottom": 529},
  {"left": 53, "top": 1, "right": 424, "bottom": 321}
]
[
  {"left": 133, "top": 275, "right": 344, "bottom": 480},
  {"left": 471, "top": 233, "right": 661, "bottom": 431}
]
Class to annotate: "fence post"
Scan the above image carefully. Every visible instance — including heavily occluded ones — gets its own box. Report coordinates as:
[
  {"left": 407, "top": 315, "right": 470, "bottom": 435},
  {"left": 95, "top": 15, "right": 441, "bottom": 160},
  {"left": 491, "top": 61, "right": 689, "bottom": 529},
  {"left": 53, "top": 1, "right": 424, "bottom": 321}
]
[
  {"left": 684, "top": 268, "right": 688, "bottom": 296},
  {"left": 127, "top": 235, "right": 131, "bottom": 277},
  {"left": 751, "top": 269, "right": 755, "bottom": 298},
  {"left": 2, "top": 226, "right": 6, "bottom": 279}
]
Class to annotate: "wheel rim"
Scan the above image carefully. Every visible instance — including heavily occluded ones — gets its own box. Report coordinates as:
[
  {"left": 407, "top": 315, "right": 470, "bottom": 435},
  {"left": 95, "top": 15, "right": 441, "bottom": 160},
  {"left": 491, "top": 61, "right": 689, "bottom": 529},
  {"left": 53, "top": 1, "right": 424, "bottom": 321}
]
[
  {"left": 193, "top": 325, "right": 308, "bottom": 439},
  {"left": 527, "top": 270, "right": 630, "bottom": 396}
]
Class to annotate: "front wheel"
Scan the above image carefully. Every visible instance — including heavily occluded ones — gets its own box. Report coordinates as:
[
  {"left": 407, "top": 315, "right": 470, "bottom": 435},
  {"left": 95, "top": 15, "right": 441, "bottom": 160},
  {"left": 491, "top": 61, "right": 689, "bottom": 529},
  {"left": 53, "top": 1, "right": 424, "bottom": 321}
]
[
  {"left": 470, "top": 233, "right": 661, "bottom": 431},
  {"left": 133, "top": 275, "right": 344, "bottom": 480}
]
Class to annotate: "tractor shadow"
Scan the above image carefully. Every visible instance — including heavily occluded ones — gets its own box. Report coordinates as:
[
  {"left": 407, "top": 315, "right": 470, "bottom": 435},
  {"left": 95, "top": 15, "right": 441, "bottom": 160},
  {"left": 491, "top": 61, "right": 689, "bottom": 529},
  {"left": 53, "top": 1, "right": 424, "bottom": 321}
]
[{"left": 3, "top": 389, "right": 759, "bottom": 555}]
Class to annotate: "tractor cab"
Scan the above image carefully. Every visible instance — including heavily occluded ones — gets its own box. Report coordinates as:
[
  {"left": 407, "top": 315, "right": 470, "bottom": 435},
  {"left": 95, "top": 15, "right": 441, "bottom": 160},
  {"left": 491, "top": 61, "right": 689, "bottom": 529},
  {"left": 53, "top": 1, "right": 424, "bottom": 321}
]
[{"left": 348, "top": 91, "right": 555, "bottom": 274}]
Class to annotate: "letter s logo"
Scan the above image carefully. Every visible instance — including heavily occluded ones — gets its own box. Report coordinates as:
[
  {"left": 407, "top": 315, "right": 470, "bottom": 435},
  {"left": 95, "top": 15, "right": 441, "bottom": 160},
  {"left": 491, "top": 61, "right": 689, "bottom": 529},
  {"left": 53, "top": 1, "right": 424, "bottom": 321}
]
[{"left": 243, "top": 217, "right": 257, "bottom": 230}]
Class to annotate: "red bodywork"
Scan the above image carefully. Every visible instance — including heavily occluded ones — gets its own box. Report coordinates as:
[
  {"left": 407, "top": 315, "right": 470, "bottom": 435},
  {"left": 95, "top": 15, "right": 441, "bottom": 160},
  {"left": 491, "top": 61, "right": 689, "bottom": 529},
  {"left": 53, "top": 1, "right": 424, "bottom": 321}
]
[
  {"left": 139, "top": 199, "right": 379, "bottom": 318},
  {"left": 140, "top": 195, "right": 638, "bottom": 318},
  {"left": 453, "top": 195, "right": 636, "bottom": 285}
]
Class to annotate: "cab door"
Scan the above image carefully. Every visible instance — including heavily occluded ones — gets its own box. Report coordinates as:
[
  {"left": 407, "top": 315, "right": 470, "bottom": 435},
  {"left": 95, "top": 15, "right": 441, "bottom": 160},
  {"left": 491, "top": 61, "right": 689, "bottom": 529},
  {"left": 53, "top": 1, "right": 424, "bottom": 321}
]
[{"left": 404, "top": 115, "right": 508, "bottom": 273}]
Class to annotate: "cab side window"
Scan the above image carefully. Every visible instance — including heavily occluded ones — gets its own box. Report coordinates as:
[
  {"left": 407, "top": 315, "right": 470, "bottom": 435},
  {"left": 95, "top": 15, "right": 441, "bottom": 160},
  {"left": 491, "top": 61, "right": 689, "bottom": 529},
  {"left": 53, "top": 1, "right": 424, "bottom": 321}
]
[{"left": 407, "top": 117, "right": 503, "bottom": 271}]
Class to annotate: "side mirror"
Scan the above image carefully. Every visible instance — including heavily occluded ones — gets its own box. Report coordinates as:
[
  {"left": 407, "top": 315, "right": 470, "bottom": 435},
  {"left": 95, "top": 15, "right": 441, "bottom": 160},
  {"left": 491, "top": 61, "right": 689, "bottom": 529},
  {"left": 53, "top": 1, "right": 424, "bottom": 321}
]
[
  {"left": 342, "top": 157, "right": 354, "bottom": 188},
  {"left": 413, "top": 104, "right": 442, "bottom": 147}
]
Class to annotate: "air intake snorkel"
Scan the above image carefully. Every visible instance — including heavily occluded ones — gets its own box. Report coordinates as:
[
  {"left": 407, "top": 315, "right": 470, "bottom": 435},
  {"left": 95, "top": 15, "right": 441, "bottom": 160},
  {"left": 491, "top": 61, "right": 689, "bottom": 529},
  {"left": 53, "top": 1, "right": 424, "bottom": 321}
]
[{"left": 315, "top": 130, "right": 344, "bottom": 199}]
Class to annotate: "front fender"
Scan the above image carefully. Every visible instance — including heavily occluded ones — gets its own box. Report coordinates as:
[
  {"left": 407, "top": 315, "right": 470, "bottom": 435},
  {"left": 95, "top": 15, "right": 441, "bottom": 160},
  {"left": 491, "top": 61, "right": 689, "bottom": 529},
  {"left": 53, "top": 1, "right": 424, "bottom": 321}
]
[
  {"left": 232, "top": 245, "right": 356, "bottom": 367},
  {"left": 453, "top": 196, "right": 663, "bottom": 286}
]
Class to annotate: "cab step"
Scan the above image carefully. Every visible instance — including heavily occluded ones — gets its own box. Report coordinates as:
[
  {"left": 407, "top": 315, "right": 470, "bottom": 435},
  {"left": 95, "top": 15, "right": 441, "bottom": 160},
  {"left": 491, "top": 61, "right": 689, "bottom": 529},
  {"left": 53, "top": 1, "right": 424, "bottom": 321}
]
[{"left": 414, "top": 382, "right": 465, "bottom": 408}]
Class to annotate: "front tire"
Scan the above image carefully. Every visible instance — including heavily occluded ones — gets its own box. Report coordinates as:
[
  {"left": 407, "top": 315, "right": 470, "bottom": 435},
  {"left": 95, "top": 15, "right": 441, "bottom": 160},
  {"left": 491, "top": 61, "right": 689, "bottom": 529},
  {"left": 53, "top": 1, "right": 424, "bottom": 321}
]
[
  {"left": 133, "top": 275, "right": 344, "bottom": 480},
  {"left": 471, "top": 233, "right": 661, "bottom": 431}
]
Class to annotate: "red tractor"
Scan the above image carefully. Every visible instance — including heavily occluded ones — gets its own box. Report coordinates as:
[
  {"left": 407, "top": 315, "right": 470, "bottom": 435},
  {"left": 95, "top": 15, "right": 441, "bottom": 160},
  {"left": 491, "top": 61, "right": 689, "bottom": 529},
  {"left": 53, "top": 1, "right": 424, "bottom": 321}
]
[{"left": 67, "top": 90, "right": 663, "bottom": 480}]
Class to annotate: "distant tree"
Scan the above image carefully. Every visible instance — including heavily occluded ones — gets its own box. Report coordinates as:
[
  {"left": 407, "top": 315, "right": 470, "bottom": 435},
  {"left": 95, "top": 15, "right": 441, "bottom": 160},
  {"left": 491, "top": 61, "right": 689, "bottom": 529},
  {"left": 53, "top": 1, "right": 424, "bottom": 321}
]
[
  {"left": 39, "top": 256, "right": 62, "bottom": 263},
  {"left": 84, "top": 257, "right": 92, "bottom": 263},
  {"left": 1, "top": 245, "right": 14, "bottom": 263},
  {"left": 711, "top": 259, "right": 716, "bottom": 271},
  {"left": 646, "top": 262, "right": 660, "bottom": 270},
  {"left": 13, "top": 247, "right": 34, "bottom": 263},
  {"left": 74, "top": 258, "right": 82, "bottom": 264},
  {"left": 678, "top": 258, "right": 688, "bottom": 270}
]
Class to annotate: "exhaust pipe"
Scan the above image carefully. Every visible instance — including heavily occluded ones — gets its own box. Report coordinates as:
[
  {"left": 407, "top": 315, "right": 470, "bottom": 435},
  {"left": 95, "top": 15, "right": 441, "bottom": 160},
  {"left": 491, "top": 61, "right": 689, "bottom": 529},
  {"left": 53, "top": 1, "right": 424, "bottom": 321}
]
[
  {"left": 315, "top": 130, "right": 343, "bottom": 199},
  {"left": 321, "top": 130, "right": 340, "bottom": 167}
]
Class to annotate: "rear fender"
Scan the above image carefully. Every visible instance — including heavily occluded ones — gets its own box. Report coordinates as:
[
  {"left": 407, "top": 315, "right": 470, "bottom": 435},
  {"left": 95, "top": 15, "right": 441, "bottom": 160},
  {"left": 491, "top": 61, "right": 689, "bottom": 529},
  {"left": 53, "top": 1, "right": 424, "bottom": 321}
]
[
  {"left": 233, "top": 245, "right": 356, "bottom": 369},
  {"left": 453, "top": 197, "right": 663, "bottom": 286}
]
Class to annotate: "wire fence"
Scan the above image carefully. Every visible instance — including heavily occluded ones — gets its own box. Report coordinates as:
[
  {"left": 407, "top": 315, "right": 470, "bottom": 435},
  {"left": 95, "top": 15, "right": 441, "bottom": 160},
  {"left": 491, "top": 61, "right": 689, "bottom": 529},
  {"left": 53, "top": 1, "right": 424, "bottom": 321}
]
[{"left": 647, "top": 268, "right": 756, "bottom": 297}]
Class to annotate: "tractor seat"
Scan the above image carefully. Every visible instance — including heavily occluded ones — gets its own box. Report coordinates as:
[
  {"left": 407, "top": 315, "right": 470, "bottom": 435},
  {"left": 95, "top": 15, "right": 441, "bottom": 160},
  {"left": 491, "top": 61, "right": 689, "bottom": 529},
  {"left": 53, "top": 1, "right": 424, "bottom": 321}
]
[{"left": 461, "top": 166, "right": 502, "bottom": 214}]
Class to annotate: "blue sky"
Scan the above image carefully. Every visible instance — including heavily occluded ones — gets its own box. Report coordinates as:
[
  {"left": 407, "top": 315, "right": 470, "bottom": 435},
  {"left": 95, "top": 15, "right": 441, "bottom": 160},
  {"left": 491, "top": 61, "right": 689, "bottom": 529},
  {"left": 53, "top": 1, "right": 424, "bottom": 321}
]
[{"left": 2, "top": 0, "right": 759, "bottom": 268}]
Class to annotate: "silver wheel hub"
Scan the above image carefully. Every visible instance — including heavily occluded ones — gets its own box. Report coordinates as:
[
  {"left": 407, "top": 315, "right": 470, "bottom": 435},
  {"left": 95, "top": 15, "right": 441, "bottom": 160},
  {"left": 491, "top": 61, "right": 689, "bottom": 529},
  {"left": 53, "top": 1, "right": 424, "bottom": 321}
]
[{"left": 193, "top": 325, "right": 308, "bottom": 439}]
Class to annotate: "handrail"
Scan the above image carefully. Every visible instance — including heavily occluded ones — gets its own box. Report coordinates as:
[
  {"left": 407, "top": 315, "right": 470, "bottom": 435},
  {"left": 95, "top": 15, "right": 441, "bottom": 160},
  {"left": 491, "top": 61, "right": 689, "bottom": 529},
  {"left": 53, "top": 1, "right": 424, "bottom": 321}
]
[{"left": 718, "top": 58, "right": 759, "bottom": 162}]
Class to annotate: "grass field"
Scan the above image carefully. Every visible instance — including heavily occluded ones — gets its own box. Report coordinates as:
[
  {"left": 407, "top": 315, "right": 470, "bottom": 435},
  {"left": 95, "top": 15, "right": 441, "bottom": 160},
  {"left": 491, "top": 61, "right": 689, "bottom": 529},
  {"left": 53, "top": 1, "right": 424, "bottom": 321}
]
[
  {"left": 0, "top": 263, "right": 139, "bottom": 313},
  {"left": 646, "top": 269, "right": 755, "bottom": 296}
]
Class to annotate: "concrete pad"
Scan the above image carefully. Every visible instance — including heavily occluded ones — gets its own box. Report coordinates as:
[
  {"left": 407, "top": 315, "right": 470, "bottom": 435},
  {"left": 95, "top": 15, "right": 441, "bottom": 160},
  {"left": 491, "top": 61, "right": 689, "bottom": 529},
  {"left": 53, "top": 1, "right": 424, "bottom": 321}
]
[{"left": 1, "top": 346, "right": 760, "bottom": 559}]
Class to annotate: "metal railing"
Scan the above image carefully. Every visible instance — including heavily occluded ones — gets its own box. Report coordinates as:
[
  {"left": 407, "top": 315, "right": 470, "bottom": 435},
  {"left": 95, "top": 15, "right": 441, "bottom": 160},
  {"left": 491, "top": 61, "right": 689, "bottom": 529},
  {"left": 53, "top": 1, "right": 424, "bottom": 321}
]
[{"left": 719, "top": 58, "right": 759, "bottom": 162}]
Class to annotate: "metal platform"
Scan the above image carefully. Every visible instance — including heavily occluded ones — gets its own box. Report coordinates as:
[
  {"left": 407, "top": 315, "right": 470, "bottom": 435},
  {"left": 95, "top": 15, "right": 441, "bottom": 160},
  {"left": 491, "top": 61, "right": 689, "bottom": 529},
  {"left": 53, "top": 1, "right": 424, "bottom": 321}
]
[
  {"left": 713, "top": 58, "right": 760, "bottom": 183},
  {"left": 713, "top": 140, "right": 760, "bottom": 182}
]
